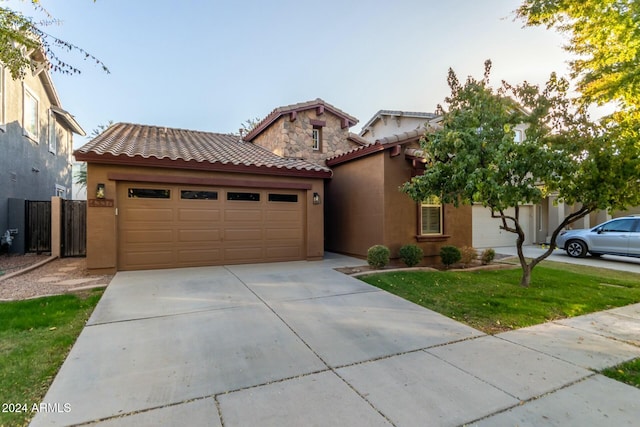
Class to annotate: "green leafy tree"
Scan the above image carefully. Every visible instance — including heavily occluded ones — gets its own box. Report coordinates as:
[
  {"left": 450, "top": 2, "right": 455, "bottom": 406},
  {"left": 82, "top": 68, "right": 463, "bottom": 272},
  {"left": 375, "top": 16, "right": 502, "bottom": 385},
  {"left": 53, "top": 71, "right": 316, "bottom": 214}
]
[
  {"left": 74, "top": 121, "right": 113, "bottom": 188},
  {"left": 516, "top": 0, "right": 639, "bottom": 109},
  {"left": 0, "top": 0, "right": 108, "bottom": 79},
  {"left": 402, "top": 61, "right": 639, "bottom": 287}
]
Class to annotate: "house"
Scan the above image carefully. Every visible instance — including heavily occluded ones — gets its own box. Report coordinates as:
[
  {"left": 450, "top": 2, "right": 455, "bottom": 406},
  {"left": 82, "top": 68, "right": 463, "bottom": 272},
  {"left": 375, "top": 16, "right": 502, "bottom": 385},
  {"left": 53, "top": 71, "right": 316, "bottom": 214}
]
[
  {"left": 0, "top": 51, "right": 85, "bottom": 254},
  {"left": 357, "top": 109, "right": 547, "bottom": 248},
  {"left": 75, "top": 99, "right": 472, "bottom": 273},
  {"left": 325, "top": 129, "right": 472, "bottom": 259}
]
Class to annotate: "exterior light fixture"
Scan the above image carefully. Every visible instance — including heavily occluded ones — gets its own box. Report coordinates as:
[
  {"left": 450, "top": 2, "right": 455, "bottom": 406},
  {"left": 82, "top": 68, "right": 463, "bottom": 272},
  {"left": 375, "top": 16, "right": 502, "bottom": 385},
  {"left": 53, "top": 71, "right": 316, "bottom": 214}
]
[
  {"left": 96, "top": 183, "right": 106, "bottom": 199},
  {"left": 313, "top": 192, "right": 321, "bottom": 205}
]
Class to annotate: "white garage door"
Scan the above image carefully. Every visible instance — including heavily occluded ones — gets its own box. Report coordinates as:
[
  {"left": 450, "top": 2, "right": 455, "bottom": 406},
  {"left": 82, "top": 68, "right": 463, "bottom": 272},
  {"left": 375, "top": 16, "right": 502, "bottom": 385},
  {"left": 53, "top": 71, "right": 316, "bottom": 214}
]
[{"left": 472, "top": 205, "right": 533, "bottom": 248}]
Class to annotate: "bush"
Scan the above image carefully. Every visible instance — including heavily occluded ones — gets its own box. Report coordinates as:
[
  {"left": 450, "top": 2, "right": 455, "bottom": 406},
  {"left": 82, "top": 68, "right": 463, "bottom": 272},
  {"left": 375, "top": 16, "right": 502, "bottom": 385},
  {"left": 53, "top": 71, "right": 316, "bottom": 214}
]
[
  {"left": 367, "top": 245, "right": 390, "bottom": 269},
  {"left": 460, "top": 246, "right": 478, "bottom": 268},
  {"left": 440, "top": 245, "right": 461, "bottom": 269},
  {"left": 481, "top": 248, "right": 496, "bottom": 265},
  {"left": 399, "top": 244, "right": 424, "bottom": 267}
]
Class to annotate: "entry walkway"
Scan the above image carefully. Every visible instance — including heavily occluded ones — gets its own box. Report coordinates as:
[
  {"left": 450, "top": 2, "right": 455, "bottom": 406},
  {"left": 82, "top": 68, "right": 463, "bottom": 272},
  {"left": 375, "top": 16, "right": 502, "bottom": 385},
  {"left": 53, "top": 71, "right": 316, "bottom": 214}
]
[{"left": 31, "top": 253, "right": 640, "bottom": 426}]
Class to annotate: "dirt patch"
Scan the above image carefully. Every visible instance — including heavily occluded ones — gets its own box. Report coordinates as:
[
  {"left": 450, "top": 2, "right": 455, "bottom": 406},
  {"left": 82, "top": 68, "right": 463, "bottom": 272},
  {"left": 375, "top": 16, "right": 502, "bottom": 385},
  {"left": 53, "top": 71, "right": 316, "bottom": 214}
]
[{"left": 0, "top": 256, "right": 113, "bottom": 301}]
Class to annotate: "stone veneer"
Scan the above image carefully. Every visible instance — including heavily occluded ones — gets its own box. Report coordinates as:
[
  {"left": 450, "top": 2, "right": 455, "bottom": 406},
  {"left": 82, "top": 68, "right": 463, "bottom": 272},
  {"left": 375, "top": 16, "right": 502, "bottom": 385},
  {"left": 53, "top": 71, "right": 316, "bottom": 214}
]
[{"left": 251, "top": 109, "right": 359, "bottom": 166}]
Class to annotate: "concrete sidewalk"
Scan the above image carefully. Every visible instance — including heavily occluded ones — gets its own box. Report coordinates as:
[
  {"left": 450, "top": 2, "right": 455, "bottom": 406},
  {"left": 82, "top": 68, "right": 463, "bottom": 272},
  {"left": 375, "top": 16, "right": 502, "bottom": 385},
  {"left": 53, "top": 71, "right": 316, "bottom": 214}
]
[{"left": 31, "top": 253, "right": 640, "bottom": 426}]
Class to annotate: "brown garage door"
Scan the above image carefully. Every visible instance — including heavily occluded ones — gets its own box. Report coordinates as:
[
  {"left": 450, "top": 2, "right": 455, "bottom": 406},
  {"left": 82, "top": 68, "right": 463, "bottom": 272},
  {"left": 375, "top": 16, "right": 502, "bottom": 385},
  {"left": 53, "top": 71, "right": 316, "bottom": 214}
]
[{"left": 117, "top": 183, "right": 305, "bottom": 271}]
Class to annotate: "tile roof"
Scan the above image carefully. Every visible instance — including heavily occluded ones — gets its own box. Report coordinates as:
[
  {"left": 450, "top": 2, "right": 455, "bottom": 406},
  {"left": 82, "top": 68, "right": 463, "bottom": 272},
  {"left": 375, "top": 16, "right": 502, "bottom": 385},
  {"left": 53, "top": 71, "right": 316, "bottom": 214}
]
[
  {"left": 326, "top": 128, "right": 425, "bottom": 167},
  {"left": 74, "top": 123, "right": 331, "bottom": 177},
  {"left": 244, "top": 98, "right": 358, "bottom": 141}
]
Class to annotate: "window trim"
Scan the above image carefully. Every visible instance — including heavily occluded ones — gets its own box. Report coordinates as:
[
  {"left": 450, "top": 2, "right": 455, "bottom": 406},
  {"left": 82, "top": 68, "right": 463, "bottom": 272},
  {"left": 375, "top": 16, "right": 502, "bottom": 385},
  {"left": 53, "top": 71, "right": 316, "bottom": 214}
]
[
  {"left": 23, "top": 84, "right": 40, "bottom": 141},
  {"left": 420, "top": 196, "right": 443, "bottom": 236},
  {"left": 48, "top": 109, "right": 57, "bottom": 154},
  {"left": 312, "top": 127, "right": 321, "bottom": 151}
]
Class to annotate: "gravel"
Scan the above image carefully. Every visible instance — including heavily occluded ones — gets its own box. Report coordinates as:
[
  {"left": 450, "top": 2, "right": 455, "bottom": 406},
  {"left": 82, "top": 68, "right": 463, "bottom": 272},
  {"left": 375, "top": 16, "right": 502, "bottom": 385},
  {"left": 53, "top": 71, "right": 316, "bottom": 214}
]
[{"left": 0, "top": 255, "right": 113, "bottom": 301}]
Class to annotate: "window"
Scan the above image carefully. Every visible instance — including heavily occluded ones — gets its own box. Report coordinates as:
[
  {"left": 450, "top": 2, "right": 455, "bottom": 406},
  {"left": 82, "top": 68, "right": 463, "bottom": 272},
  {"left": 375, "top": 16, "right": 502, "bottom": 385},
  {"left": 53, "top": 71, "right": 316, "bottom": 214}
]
[
  {"left": 128, "top": 188, "right": 171, "bottom": 199},
  {"left": 514, "top": 129, "right": 523, "bottom": 143},
  {"left": 181, "top": 190, "right": 218, "bottom": 200},
  {"left": 49, "top": 110, "right": 57, "bottom": 154},
  {"left": 420, "top": 196, "right": 442, "bottom": 235},
  {"left": 312, "top": 127, "right": 321, "bottom": 151},
  {"left": 23, "top": 85, "right": 39, "bottom": 141},
  {"left": 55, "top": 185, "right": 66, "bottom": 199},
  {"left": 227, "top": 192, "right": 260, "bottom": 201},
  {"left": 268, "top": 193, "right": 298, "bottom": 203},
  {"left": 601, "top": 219, "right": 637, "bottom": 233}
]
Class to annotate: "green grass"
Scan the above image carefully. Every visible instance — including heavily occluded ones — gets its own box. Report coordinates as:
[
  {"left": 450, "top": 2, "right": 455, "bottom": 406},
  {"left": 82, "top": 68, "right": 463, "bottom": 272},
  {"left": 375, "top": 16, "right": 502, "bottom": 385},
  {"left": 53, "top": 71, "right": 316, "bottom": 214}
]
[
  {"left": 360, "top": 262, "right": 640, "bottom": 334},
  {"left": 602, "top": 358, "right": 640, "bottom": 389},
  {"left": 0, "top": 290, "right": 103, "bottom": 427}
]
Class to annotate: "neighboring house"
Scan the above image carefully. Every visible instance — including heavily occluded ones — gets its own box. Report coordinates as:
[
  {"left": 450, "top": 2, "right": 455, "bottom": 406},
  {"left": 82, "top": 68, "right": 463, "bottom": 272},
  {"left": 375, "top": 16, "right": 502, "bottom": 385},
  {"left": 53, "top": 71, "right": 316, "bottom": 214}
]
[
  {"left": 76, "top": 99, "right": 473, "bottom": 273},
  {"left": 359, "top": 110, "right": 437, "bottom": 143},
  {"left": 358, "top": 109, "right": 542, "bottom": 248},
  {"left": 0, "top": 52, "right": 85, "bottom": 254}
]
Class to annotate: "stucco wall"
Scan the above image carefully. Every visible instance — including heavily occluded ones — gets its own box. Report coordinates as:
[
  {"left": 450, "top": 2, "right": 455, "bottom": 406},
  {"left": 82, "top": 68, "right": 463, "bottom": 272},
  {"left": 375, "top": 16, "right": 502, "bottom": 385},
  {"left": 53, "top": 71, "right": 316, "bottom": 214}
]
[
  {"left": 252, "top": 110, "right": 358, "bottom": 166},
  {"left": 325, "top": 154, "right": 385, "bottom": 257},
  {"left": 326, "top": 149, "right": 472, "bottom": 260},
  {"left": 85, "top": 163, "right": 325, "bottom": 273},
  {"left": 0, "top": 67, "right": 74, "bottom": 241}
]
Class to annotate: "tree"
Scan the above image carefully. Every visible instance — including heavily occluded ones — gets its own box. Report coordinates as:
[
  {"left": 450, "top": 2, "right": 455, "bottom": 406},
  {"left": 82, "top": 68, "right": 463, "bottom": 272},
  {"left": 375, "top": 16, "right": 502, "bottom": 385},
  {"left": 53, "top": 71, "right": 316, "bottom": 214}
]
[
  {"left": 239, "top": 117, "right": 261, "bottom": 137},
  {"left": 0, "top": 0, "right": 108, "bottom": 79},
  {"left": 401, "top": 61, "right": 640, "bottom": 287},
  {"left": 74, "top": 121, "right": 113, "bottom": 188},
  {"left": 516, "top": 0, "right": 639, "bottom": 109}
]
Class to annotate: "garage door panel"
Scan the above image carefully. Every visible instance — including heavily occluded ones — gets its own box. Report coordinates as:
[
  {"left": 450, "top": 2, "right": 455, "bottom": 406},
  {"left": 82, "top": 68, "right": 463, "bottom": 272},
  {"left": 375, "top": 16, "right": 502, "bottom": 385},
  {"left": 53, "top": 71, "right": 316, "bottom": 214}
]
[
  {"left": 177, "top": 249, "right": 222, "bottom": 264},
  {"left": 124, "top": 230, "right": 173, "bottom": 244},
  {"left": 125, "top": 208, "right": 173, "bottom": 222},
  {"left": 224, "top": 209, "right": 262, "bottom": 222},
  {"left": 265, "top": 209, "right": 301, "bottom": 222},
  {"left": 224, "top": 247, "right": 263, "bottom": 262},
  {"left": 178, "top": 208, "right": 221, "bottom": 222},
  {"left": 224, "top": 228, "right": 262, "bottom": 241},
  {"left": 265, "top": 228, "right": 302, "bottom": 240},
  {"left": 123, "top": 250, "right": 175, "bottom": 268},
  {"left": 178, "top": 229, "right": 221, "bottom": 243}
]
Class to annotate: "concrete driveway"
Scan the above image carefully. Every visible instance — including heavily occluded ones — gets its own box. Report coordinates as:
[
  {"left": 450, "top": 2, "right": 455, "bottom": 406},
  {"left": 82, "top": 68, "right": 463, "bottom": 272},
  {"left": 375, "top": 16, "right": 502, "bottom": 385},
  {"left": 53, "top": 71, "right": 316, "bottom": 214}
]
[{"left": 31, "top": 253, "right": 640, "bottom": 426}]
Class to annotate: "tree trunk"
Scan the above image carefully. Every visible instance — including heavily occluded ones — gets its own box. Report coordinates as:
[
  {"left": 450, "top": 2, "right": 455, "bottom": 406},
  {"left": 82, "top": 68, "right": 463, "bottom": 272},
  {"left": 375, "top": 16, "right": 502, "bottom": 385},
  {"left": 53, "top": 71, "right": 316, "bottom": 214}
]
[{"left": 520, "top": 263, "right": 532, "bottom": 287}]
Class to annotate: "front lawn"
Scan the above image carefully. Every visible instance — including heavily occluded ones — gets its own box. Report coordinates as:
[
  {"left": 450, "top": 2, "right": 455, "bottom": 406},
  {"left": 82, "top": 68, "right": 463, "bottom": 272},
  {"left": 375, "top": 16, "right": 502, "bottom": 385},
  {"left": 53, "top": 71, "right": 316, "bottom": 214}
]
[
  {"left": 360, "top": 262, "right": 640, "bottom": 334},
  {"left": 0, "top": 290, "right": 103, "bottom": 427}
]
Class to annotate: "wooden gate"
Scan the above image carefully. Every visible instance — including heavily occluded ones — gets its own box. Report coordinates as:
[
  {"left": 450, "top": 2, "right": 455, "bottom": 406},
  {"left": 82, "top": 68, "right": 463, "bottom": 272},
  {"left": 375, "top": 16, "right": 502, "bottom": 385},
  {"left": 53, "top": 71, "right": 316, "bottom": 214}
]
[
  {"left": 25, "top": 201, "right": 51, "bottom": 254},
  {"left": 61, "top": 200, "right": 87, "bottom": 257}
]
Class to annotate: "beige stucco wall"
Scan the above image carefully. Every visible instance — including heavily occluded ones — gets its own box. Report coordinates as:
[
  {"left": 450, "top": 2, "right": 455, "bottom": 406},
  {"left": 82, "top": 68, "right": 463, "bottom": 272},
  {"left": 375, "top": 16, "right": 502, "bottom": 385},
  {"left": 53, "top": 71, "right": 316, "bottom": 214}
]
[
  {"left": 361, "top": 116, "right": 427, "bottom": 142},
  {"left": 252, "top": 110, "right": 358, "bottom": 166},
  {"left": 85, "top": 163, "right": 325, "bottom": 274}
]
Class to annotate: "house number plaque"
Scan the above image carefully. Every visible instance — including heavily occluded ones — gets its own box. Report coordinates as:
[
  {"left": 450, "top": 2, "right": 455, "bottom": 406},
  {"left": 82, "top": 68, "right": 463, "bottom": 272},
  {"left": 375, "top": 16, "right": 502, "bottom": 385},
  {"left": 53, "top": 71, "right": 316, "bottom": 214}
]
[{"left": 88, "top": 199, "right": 114, "bottom": 207}]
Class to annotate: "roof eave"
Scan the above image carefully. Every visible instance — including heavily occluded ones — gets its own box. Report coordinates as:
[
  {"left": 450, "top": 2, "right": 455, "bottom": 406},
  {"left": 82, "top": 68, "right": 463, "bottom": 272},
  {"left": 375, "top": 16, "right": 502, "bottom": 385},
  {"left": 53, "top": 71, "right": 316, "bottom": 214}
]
[{"left": 73, "top": 151, "right": 332, "bottom": 179}]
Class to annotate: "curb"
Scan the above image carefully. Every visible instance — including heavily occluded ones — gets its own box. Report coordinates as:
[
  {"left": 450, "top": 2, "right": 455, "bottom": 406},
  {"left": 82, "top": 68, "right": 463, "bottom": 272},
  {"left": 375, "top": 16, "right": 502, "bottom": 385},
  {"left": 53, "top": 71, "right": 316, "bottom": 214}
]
[{"left": 0, "top": 255, "right": 58, "bottom": 282}]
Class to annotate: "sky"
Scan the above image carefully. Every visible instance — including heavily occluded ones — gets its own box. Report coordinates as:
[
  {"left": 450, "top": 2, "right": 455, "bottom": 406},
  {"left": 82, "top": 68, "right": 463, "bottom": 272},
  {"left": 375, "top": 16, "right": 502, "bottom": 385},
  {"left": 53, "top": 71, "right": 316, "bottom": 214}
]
[{"left": 6, "top": 0, "right": 573, "bottom": 147}]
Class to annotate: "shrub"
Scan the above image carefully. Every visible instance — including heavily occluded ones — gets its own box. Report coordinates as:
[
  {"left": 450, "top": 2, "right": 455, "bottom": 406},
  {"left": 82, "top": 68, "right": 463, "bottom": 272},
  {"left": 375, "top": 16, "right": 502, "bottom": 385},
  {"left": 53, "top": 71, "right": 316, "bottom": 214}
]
[
  {"left": 481, "top": 248, "right": 496, "bottom": 265},
  {"left": 367, "top": 245, "right": 390, "bottom": 269},
  {"left": 440, "top": 245, "right": 461, "bottom": 269},
  {"left": 460, "top": 246, "right": 478, "bottom": 268},
  {"left": 399, "top": 244, "right": 424, "bottom": 267}
]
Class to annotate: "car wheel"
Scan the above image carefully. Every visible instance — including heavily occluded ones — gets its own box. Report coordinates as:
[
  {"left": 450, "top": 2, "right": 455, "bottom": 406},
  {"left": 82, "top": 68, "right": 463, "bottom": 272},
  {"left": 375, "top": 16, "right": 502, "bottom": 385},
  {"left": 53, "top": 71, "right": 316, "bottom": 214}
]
[{"left": 566, "top": 240, "right": 587, "bottom": 258}]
